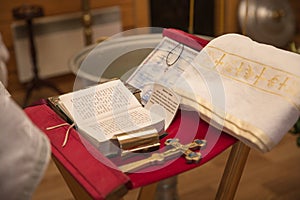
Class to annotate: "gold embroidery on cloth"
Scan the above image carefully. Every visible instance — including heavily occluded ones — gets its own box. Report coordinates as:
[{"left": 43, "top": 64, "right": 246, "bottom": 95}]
[{"left": 202, "top": 46, "right": 300, "bottom": 110}]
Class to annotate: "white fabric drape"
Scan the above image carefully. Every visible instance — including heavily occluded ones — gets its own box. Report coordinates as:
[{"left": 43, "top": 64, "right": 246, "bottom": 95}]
[{"left": 175, "top": 34, "right": 300, "bottom": 152}]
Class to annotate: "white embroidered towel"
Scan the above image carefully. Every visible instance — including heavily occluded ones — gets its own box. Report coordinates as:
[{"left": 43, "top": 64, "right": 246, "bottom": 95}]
[{"left": 174, "top": 34, "right": 300, "bottom": 152}]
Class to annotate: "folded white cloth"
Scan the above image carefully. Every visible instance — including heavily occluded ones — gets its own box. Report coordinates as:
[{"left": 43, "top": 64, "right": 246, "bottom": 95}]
[{"left": 175, "top": 34, "right": 300, "bottom": 152}]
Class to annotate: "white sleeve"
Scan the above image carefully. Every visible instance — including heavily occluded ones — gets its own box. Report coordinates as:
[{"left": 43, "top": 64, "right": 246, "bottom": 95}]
[
  {"left": 0, "top": 95, "right": 51, "bottom": 200},
  {"left": 0, "top": 33, "right": 9, "bottom": 86}
]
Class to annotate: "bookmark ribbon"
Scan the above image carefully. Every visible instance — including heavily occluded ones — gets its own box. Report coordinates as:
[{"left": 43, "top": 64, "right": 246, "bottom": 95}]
[{"left": 46, "top": 122, "right": 76, "bottom": 147}]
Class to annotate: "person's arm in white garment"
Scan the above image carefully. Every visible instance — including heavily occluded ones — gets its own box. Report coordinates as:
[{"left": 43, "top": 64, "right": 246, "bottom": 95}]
[
  {"left": 0, "top": 33, "right": 9, "bottom": 86},
  {"left": 0, "top": 92, "right": 51, "bottom": 200}
]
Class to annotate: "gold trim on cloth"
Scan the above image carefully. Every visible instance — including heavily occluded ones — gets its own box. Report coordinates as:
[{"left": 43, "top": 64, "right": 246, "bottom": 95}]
[
  {"left": 177, "top": 90, "right": 273, "bottom": 152},
  {"left": 203, "top": 46, "right": 300, "bottom": 111}
]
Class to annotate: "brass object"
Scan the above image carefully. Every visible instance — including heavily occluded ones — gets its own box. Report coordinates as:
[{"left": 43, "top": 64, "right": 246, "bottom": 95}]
[
  {"left": 95, "top": 36, "right": 108, "bottom": 44},
  {"left": 81, "top": 0, "right": 93, "bottom": 45},
  {"left": 119, "top": 138, "right": 206, "bottom": 173},
  {"left": 115, "top": 128, "right": 161, "bottom": 157},
  {"left": 238, "top": 0, "right": 295, "bottom": 47},
  {"left": 290, "top": 42, "right": 300, "bottom": 54},
  {"left": 188, "top": 0, "right": 195, "bottom": 34}
]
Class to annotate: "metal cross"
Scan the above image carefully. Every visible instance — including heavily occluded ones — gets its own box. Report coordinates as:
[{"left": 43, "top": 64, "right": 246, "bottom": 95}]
[{"left": 118, "top": 138, "right": 206, "bottom": 173}]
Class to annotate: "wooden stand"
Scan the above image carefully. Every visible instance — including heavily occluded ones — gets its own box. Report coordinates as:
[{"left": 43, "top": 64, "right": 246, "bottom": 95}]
[{"left": 215, "top": 141, "right": 250, "bottom": 200}]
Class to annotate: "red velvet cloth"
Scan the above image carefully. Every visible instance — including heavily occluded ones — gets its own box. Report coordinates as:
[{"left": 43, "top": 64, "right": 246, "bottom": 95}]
[
  {"left": 25, "top": 105, "right": 236, "bottom": 194},
  {"left": 162, "top": 28, "right": 210, "bottom": 51},
  {"left": 25, "top": 105, "right": 130, "bottom": 199}
]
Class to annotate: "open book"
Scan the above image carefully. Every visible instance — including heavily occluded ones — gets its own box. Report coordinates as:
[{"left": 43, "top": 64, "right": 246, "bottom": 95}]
[{"left": 48, "top": 79, "right": 165, "bottom": 156}]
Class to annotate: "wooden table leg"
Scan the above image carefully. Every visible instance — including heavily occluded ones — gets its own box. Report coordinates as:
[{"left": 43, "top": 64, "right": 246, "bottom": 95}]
[
  {"left": 156, "top": 176, "right": 178, "bottom": 200},
  {"left": 137, "top": 182, "right": 158, "bottom": 200},
  {"left": 215, "top": 141, "right": 250, "bottom": 200},
  {"left": 137, "top": 176, "right": 179, "bottom": 200}
]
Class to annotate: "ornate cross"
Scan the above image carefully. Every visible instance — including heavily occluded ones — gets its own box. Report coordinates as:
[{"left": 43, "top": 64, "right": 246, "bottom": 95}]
[{"left": 119, "top": 138, "right": 207, "bottom": 173}]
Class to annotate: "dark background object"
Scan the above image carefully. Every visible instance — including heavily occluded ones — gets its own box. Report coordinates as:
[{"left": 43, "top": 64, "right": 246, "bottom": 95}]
[
  {"left": 150, "top": 0, "right": 214, "bottom": 36},
  {"left": 12, "top": 4, "right": 61, "bottom": 107}
]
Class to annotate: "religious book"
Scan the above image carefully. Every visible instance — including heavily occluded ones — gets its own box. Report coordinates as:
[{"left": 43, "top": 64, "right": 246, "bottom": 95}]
[{"left": 48, "top": 79, "right": 165, "bottom": 156}]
